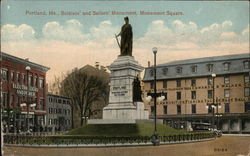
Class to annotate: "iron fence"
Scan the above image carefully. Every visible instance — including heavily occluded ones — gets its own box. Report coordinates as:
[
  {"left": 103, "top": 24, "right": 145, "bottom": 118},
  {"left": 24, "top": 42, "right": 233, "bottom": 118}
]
[{"left": 4, "top": 132, "right": 215, "bottom": 145}]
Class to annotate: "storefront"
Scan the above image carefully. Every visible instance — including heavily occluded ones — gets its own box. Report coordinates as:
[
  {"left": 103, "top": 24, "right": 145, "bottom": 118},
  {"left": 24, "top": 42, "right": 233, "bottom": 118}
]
[{"left": 1, "top": 52, "right": 50, "bottom": 133}]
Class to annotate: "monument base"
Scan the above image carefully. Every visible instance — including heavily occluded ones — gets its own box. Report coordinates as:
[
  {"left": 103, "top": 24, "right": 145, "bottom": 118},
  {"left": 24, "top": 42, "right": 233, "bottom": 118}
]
[
  {"left": 88, "top": 102, "right": 149, "bottom": 124},
  {"left": 87, "top": 119, "right": 163, "bottom": 125},
  {"left": 103, "top": 102, "right": 148, "bottom": 120}
]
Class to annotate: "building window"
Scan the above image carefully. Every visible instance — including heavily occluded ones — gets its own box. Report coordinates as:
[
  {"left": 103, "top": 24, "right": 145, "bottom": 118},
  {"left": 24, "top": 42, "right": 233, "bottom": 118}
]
[
  {"left": 224, "top": 76, "right": 230, "bottom": 84},
  {"left": 162, "top": 68, "right": 168, "bottom": 76},
  {"left": 207, "top": 64, "right": 213, "bottom": 72},
  {"left": 245, "top": 102, "right": 250, "bottom": 113},
  {"left": 17, "top": 73, "right": 21, "bottom": 84},
  {"left": 39, "top": 78, "right": 44, "bottom": 88},
  {"left": 164, "top": 92, "right": 168, "bottom": 100},
  {"left": 245, "top": 87, "right": 250, "bottom": 97},
  {"left": 58, "top": 99, "right": 62, "bottom": 104},
  {"left": 28, "top": 75, "right": 33, "bottom": 86},
  {"left": 163, "top": 80, "right": 167, "bottom": 88},
  {"left": 151, "top": 106, "right": 154, "bottom": 114},
  {"left": 39, "top": 99, "right": 44, "bottom": 109},
  {"left": 208, "top": 90, "right": 213, "bottom": 99},
  {"left": 10, "top": 94, "right": 14, "bottom": 106},
  {"left": 23, "top": 74, "right": 26, "bottom": 84},
  {"left": 191, "top": 79, "right": 196, "bottom": 87},
  {"left": 191, "top": 91, "right": 196, "bottom": 99},
  {"left": 223, "top": 62, "right": 230, "bottom": 71},
  {"left": 191, "top": 66, "right": 197, "bottom": 73},
  {"left": 208, "top": 78, "right": 213, "bottom": 85},
  {"left": 54, "top": 119, "right": 58, "bottom": 125},
  {"left": 176, "top": 67, "right": 182, "bottom": 74},
  {"left": 49, "top": 119, "right": 52, "bottom": 125},
  {"left": 177, "top": 105, "right": 181, "bottom": 114},
  {"left": 192, "top": 104, "right": 196, "bottom": 114},
  {"left": 163, "top": 105, "right": 168, "bottom": 114},
  {"left": 243, "top": 61, "right": 250, "bottom": 69},
  {"left": 149, "top": 69, "right": 154, "bottom": 77},
  {"left": 2, "top": 93, "right": 7, "bottom": 107},
  {"left": 11, "top": 71, "right": 14, "bottom": 81},
  {"left": 176, "top": 80, "right": 181, "bottom": 87},
  {"left": 2, "top": 69, "right": 8, "bottom": 81},
  {"left": 224, "top": 89, "right": 230, "bottom": 98},
  {"left": 176, "top": 92, "right": 181, "bottom": 100},
  {"left": 244, "top": 75, "right": 250, "bottom": 83},
  {"left": 207, "top": 104, "right": 213, "bottom": 113},
  {"left": 225, "top": 103, "right": 230, "bottom": 113},
  {"left": 150, "top": 81, "right": 154, "bottom": 89}
]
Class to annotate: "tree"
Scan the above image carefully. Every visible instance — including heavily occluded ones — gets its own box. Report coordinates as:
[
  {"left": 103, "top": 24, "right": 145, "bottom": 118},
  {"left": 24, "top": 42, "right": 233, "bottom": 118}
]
[
  {"left": 60, "top": 65, "right": 109, "bottom": 127},
  {"left": 49, "top": 75, "right": 64, "bottom": 95}
]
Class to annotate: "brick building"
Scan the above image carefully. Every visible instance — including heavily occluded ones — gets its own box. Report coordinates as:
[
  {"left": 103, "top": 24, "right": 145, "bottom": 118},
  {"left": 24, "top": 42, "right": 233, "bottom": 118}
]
[
  {"left": 0, "top": 52, "right": 50, "bottom": 133},
  {"left": 143, "top": 54, "right": 250, "bottom": 133},
  {"left": 46, "top": 94, "right": 72, "bottom": 132}
]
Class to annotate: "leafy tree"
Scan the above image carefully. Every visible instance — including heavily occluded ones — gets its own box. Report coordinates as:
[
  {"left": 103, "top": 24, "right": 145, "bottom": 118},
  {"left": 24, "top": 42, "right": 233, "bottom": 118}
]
[{"left": 60, "top": 65, "right": 109, "bottom": 127}]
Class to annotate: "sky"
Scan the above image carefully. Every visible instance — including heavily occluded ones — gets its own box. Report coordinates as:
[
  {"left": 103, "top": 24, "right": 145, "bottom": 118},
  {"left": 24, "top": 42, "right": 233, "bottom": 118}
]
[{"left": 1, "top": 0, "right": 249, "bottom": 84}]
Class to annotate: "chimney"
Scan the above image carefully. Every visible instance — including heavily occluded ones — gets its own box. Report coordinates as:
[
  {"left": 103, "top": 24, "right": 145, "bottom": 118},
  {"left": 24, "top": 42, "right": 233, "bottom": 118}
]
[
  {"left": 148, "top": 61, "right": 150, "bottom": 67},
  {"left": 95, "top": 62, "right": 100, "bottom": 69}
]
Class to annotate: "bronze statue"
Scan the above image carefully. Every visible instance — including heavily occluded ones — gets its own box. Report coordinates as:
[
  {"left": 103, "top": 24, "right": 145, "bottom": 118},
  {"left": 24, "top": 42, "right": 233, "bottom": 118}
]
[
  {"left": 116, "top": 17, "right": 133, "bottom": 56},
  {"left": 133, "top": 75, "right": 143, "bottom": 102}
]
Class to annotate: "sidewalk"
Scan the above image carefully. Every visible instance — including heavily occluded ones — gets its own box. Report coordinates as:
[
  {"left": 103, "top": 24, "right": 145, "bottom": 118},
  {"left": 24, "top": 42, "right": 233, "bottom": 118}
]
[{"left": 222, "top": 134, "right": 250, "bottom": 137}]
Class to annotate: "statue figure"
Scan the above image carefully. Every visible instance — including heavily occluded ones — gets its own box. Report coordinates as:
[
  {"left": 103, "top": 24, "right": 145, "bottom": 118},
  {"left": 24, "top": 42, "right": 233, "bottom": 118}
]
[
  {"left": 116, "top": 17, "right": 133, "bottom": 56},
  {"left": 133, "top": 75, "right": 143, "bottom": 102}
]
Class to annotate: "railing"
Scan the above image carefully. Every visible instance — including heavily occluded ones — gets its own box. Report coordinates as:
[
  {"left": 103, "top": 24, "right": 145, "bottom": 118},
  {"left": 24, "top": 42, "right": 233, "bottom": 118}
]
[
  {"left": 4, "top": 132, "right": 215, "bottom": 145},
  {"left": 5, "top": 131, "right": 67, "bottom": 136}
]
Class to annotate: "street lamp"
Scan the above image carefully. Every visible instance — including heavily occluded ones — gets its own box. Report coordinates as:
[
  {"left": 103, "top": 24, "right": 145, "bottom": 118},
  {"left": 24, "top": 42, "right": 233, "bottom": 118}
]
[
  {"left": 25, "top": 66, "right": 31, "bottom": 132},
  {"left": 212, "top": 73, "right": 216, "bottom": 130},
  {"left": 152, "top": 47, "right": 159, "bottom": 145}
]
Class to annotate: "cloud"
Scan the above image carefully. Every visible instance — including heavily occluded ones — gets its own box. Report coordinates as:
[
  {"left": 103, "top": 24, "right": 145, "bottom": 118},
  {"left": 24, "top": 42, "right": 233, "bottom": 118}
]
[
  {"left": 220, "top": 32, "right": 238, "bottom": 39},
  {"left": 42, "top": 19, "right": 86, "bottom": 43},
  {"left": 135, "top": 19, "right": 247, "bottom": 50},
  {"left": 1, "top": 24, "right": 35, "bottom": 41},
  {"left": 87, "top": 20, "right": 119, "bottom": 48}
]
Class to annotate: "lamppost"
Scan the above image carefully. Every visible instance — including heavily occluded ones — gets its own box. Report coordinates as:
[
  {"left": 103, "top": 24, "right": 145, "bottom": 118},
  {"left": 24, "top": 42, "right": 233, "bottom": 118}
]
[
  {"left": 25, "top": 66, "right": 31, "bottom": 132},
  {"left": 153, "top": 47, "right": 157, "bottom": 136},
  {"left": 145, "top": 47, "right": 166, "bottom": 145},
  {"left": 148, "top": 47, "right": 160, "bottom": 145},
  {"left": 0, "top": 50, "right": 3, "bottom": 155},
  {"left": 212, "top": 73, "right": 216, "bottom": 130}
]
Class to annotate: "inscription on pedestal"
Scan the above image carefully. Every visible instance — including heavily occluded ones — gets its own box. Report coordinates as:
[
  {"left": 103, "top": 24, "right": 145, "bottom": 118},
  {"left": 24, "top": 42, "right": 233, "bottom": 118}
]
[{"left": 112, "top": 86, "right": 128, "bottom": 96}]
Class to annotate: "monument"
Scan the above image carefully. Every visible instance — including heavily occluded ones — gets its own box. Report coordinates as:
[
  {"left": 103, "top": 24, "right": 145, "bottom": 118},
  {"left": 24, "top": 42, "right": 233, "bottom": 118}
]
[{"left": 88, "top": 17, "right": 149, "bottom": 124}]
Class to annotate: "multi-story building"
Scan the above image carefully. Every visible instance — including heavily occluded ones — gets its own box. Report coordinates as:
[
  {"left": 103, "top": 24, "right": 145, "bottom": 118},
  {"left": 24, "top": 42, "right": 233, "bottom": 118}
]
[
  {"left": 143, "top": 54, "right": 250, "bottom": 133},
  {"left": 46, "top": 94, "right": 72, "bottom": 132},
  {"left": 0, "top": 52, "right": 50, "bottom": 133}
]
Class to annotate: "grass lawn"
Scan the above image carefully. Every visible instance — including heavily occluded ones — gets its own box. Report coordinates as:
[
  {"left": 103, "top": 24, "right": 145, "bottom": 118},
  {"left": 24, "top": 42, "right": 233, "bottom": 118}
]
[{"left": 65, "top": 123, "right": 186, "bottom": 137}]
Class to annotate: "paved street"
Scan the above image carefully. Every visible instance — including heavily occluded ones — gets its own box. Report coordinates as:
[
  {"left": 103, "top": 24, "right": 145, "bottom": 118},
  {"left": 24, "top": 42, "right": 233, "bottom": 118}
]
[{"left": 3, "top": 136, "right": 250, "bottom": 156}]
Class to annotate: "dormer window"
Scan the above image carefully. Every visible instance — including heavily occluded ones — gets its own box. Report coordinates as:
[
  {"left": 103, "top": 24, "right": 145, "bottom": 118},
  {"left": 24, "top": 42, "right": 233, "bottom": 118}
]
[
  {"left": 223, "top": 62, "right": 230, "bottom": 71},
  {"left": 191, "top": 65, "right": 197, "bottom": 73},
  {"left": 149, "top": 69, "right": 154, "bottom": 77},
  {"left": 162, "top": 68, "right": 168, "bottom": 76},
  {"left": 207, "top": 64, "right": 213, "bottom": 72},
  {"left": 176, "top": 67, "right": 182, "bottom": 74},
  {"left": 243, "top": 60, "right": 250, "bottom": 69}
]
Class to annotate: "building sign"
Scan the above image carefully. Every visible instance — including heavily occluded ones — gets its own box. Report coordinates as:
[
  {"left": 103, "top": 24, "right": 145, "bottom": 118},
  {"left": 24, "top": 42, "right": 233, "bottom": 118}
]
[
  {"left": 153, "top": 97, "right": 250, "bottom": 105},
  {"left": 12, "top": 83, "right": 38, "bottom": 97},
  {"left": 111, "top": 86, "right": 128, "bottom": 96},
  {"left": 145, "top": 83, "right": 248, "bottom": 92}
]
